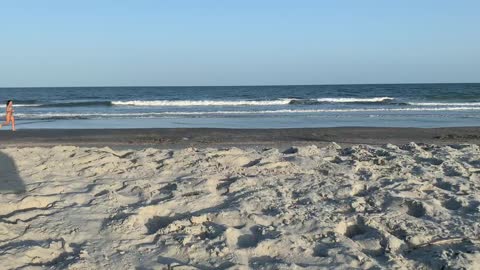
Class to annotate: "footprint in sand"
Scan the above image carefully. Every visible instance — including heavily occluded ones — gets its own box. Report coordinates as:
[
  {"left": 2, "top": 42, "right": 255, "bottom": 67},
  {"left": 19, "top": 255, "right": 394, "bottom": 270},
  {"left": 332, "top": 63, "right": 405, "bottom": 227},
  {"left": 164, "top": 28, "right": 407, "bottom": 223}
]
[
  {"left": 216, "top": 177, "right": 239, "bottom": 195},
  {"left": 336, "top": 219, "right": 387, "bottom": 256},
  {"left": 442, "top": 197, "right": 463, "bottom": 211},
  {"left": 406, "top": 200, "right": 427, "bottom": 218}
]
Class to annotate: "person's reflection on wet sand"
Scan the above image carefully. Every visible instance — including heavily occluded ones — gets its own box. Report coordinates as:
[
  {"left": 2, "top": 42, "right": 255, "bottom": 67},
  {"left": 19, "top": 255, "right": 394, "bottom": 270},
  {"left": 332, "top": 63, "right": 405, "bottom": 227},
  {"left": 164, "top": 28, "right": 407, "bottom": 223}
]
[{"left": 0, "top": 151, "right": 25, "bottom": 194}]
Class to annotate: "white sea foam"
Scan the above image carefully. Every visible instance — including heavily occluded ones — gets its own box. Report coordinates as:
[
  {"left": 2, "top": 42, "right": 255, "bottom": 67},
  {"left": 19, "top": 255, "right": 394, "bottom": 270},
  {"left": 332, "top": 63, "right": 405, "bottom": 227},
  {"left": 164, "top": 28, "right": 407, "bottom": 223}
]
[
  {"left": 1, "top": 97, "right": 397, "bottom": 109},
  {"left": 315, "top": 97, "right": 394, "bottom": 103},
  {"left": 408, "top": 102, "right": 480, "bottom": 106},
  {"left": 11, "top": 106, "right": 480, "bottom": 119},
  {"left": 111, "top": 99, "right": 294, "bottom": 106},
  {"left": 9, "top": 99, "right": 478, "bottom": 108},
  {"left": 0, "top": 104, "right": 41, "bottom": 107},
  {"left": 111, "top": 97, "right": 396, "bottom": 106}
]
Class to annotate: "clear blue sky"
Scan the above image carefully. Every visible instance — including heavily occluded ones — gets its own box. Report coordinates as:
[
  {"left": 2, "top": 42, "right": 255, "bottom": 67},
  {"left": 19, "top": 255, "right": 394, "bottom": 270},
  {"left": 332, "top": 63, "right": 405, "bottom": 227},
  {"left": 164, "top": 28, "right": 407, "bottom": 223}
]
[{"left": 1, "top": 0, "right": 479, "bottom": 87}]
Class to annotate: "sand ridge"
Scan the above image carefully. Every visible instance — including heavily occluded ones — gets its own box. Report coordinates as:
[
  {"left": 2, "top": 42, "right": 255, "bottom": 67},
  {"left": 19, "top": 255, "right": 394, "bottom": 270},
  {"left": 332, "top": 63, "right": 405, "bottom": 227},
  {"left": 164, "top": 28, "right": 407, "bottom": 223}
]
[{"left": 0, "top": 143, "right": 479, "bottom": 269}]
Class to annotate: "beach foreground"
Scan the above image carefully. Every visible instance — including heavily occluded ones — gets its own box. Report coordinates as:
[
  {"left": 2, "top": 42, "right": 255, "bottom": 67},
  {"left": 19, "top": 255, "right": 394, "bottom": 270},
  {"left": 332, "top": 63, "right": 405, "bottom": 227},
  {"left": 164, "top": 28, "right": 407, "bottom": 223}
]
[{"left": 1, "top": 140, "right": 480, "bottom": 269}]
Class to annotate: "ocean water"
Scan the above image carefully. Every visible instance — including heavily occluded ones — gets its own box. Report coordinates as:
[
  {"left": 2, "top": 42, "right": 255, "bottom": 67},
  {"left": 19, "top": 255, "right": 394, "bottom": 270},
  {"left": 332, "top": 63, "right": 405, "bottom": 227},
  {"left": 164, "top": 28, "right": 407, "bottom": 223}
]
[{"left": 1, "top": 83, "right": 480, "bottom": 129}]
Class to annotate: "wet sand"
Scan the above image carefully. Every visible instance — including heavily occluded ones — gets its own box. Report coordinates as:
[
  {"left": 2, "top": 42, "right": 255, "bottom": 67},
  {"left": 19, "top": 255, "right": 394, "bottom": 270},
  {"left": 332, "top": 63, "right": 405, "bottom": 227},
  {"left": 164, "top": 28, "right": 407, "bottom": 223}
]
[{"left": 1, "top": 127, "right": 480, "bottom": 148}]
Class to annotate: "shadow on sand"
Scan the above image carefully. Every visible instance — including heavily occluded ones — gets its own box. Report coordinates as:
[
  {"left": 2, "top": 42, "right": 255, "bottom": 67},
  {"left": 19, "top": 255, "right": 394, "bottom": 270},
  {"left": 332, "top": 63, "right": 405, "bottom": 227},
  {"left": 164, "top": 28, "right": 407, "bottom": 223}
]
[{"left": 0, "top": 151, "right": 25, "bottom": 194}]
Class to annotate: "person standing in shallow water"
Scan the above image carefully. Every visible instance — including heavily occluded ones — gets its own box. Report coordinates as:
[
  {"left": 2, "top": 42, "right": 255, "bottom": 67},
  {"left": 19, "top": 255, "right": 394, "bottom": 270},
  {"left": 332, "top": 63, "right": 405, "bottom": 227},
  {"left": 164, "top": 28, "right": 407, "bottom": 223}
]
[{"left": 0, "top": 100, "right": 16, "bottom": 131}]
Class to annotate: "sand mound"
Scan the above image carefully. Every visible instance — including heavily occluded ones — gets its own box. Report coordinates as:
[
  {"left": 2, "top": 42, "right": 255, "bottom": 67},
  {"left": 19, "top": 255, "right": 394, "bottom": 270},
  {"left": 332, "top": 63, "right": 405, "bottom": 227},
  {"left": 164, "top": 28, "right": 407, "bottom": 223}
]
[{"left": 0, "top": 143, "right": 479, "bottom": 269}]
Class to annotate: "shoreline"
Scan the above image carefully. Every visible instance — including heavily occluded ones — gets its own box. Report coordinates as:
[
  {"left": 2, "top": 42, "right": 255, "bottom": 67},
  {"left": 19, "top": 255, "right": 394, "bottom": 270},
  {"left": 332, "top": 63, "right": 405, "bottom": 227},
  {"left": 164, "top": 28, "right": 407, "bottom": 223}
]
[{"left": 1, "top": 127, "right": 480, "bottom": 148}]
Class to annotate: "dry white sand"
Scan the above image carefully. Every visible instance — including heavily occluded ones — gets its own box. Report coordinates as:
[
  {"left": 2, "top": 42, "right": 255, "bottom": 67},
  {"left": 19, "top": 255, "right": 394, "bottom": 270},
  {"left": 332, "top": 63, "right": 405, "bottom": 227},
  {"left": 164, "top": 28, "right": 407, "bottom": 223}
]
[{"left": 1, "top": 143, "right": 480, "bottom": 269}]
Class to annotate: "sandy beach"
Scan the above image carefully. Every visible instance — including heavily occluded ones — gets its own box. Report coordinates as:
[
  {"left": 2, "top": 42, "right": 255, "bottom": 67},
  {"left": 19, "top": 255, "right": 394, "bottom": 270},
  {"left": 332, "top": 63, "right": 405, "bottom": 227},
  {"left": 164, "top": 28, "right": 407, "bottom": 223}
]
[{"left": 1, "top": 128, "right": 480, "bottom": 269}]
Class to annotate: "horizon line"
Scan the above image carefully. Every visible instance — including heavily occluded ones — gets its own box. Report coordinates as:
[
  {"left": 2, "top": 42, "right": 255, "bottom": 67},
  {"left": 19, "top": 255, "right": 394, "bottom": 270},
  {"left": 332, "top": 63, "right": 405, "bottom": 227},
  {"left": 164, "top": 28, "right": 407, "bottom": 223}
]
[{"left": 1, "top": 81, "right": 480, "bottom": 89}]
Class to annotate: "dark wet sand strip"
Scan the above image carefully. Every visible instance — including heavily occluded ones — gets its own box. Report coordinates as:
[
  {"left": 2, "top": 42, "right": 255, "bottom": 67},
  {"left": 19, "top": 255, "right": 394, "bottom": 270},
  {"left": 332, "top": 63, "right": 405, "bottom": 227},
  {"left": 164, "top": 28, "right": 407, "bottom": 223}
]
[{"left": 1, "top": 127, "right": 480, "bottom": 148}]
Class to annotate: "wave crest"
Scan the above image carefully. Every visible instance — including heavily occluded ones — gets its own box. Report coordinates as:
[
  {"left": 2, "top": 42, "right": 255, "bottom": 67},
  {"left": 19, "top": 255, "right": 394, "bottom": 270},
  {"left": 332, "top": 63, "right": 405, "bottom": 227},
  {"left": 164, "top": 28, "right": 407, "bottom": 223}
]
[
  {"left": 112, "top": 99, "right": 293, "bottom": 106},
  {"left": 408, "top": 102, "right": 480, "bottom": 106},
  {"left": 112, "top": 97, "right": 396, "bottom": 107}
]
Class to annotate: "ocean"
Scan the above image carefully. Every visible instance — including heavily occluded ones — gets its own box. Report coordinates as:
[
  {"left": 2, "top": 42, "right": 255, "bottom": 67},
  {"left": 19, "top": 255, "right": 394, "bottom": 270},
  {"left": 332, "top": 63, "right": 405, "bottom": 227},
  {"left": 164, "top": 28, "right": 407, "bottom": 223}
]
[{"left": 1, "top": 83, "right": 480, "bottom": 129}]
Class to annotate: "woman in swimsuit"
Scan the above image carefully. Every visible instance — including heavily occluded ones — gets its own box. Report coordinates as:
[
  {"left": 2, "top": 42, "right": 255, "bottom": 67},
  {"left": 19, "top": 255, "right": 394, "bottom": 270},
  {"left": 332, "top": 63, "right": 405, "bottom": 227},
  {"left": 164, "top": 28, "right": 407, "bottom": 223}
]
[{"left": 0, "top": 100, "right": 16, "bottom": 131}]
